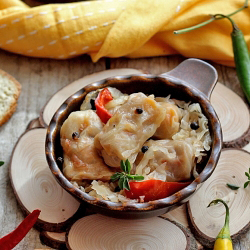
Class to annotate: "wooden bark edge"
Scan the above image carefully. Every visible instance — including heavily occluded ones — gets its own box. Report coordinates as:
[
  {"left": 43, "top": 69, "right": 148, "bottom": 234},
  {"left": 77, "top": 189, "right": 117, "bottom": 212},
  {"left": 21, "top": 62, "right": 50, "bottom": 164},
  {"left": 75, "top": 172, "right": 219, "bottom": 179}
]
[
  {"left": 223, "top": 125, "right": 250, "bottom": 149},
  {"left": 26, "top": 117, "right": 43, "bottom": 131},
  {"left": 39, "top": 231, "right": 67, "bottom": 250},
  {"left": 160, "top": 217, "right": 198, "bottom": 250}
]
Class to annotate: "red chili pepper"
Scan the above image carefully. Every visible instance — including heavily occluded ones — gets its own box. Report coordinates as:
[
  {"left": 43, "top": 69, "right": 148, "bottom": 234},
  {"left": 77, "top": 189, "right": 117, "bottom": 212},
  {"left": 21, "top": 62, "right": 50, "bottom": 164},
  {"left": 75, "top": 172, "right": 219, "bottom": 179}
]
[
  {"left": 125, "top": 180, "right": 191, "bottom": 202},
  {"left": 95, "top": 88, "right": 113, "bottom": 123},
  {"left": 0, "top": 209, "right": 40, "bottom": 250}
]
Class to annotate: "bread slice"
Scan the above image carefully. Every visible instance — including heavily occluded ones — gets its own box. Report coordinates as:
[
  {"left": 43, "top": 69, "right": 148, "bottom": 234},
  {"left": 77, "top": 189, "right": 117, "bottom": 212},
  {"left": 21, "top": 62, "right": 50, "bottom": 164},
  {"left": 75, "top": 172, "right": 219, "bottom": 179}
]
[{"left": 0, "top": 69, "right": 21, "bottom": 126}]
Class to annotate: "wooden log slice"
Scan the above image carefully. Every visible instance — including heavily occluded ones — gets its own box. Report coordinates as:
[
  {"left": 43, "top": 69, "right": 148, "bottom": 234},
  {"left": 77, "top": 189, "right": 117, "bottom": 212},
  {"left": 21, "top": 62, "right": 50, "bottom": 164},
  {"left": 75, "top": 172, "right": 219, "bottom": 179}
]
[
  {"left": 159, "top": 204, "right": 188, "bottom": 228},
  {"left": 10, "top": 128, "right": 83, "bottom": 232},
  {"left": 26, "top": 117, "right": 43, "bottom": 130},
  {"left": 187, "top": 149, "right": 250, "bottom": 248},
  {"left": 243, "top": 142, "right": 250, "bottom": 153},
  {"left": 40, "top": 68, "right": 143, "bottom": 127},
  {"left": 160, "top": 204, "right": 205, "bottom": 250},
  {"left": 66, "top": 214, "right": 197, "bottom": 250},
  {"left": 211, "top": 82, "right": 250, "bottom": 147},
  {"left": 40, "top": 231, "right": 67, "bottom": 250}
]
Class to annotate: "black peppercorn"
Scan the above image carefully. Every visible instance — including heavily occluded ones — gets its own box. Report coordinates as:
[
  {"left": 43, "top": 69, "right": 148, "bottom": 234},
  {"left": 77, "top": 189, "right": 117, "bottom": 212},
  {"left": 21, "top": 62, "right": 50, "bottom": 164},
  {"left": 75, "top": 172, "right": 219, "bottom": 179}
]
[
  {"left": 114, "top": 186, "right": 121, "bottom": 192},
  {"left": 141, "top": 146, "right": 149, "bottom": 153},
  {"left": 135, "top": 108, "right": 143, "bottom": 114},
  {"left": 72, "top": 131, "right": 80, "bottom": 139},
  {"left": 190, "top": 122, "right": 199, "bottom": 130},
  {"left": 90, "top": 99, "right": 96, "bottom": 110},
  {"left": 57, "top": 157, "right": 64, "bottom": 164}
]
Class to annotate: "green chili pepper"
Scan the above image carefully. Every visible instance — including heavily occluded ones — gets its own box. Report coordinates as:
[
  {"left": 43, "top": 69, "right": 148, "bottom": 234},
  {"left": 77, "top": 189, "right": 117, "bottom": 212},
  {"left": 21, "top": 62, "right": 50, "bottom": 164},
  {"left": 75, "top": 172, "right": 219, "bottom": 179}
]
[
  {"left": 174, "top": 1, "right": 250, "bottom": 103},
  {"left": 214, "top": 14, "right": 250, "bottom": 103}
]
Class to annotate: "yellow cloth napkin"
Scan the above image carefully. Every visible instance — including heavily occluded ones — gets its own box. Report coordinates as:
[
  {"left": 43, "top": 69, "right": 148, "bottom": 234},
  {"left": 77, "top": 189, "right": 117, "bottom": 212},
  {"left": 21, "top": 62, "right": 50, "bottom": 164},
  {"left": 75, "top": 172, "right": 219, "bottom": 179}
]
[{"left": 0, "top": 0, "right": 249, "bottom": 66}]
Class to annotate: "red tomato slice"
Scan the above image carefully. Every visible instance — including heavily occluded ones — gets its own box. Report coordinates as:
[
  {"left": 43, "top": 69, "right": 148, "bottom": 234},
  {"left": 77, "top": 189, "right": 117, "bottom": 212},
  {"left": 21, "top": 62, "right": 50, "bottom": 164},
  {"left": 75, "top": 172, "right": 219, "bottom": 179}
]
[
  {"left": 125, "top": 180, "right": 191, "bottom": 202},
  {"left": 95, "top": 88, "right": 113, "bottom": 123}
]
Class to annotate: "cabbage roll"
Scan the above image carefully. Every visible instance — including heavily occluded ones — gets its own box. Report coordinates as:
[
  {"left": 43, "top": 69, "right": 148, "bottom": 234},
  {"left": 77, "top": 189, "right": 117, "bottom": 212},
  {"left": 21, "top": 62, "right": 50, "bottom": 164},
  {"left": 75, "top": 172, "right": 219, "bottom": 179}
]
[
  {"left": 135, "top": 139, "right": 194, "bottom": 182},
  {"left": 60, "top": 110, "right": 116, "bottom": 183},
  {"left": 94, "top": 93, "right": 166, "bottom": 167},
  {"left": 154, "top": 102, "right": 180, "bottom": 139}
]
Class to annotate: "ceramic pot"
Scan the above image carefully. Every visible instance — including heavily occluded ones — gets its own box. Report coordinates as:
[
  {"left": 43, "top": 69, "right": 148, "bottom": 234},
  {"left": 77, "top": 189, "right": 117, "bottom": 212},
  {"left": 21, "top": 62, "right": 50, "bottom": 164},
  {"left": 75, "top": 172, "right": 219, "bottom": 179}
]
[{"left": 46, "top": 58, "right": 222, "bottom": 219}]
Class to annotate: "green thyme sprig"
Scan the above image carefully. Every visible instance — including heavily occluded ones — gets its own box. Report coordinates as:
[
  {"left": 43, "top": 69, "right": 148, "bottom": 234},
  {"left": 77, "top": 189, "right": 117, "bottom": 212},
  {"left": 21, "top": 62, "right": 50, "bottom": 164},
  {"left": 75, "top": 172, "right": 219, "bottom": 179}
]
[
  {"left": 0, "top": 161, "right": 4, "bottom": 167},
  {"left": 226, "top": 183, "right": 240, "bottom": 190},
  {"left": 111, "top": 159, "right": 144, "bottom": 191},
  {"left": 244, "top": 168, "right": 250, "bottom": 188}
]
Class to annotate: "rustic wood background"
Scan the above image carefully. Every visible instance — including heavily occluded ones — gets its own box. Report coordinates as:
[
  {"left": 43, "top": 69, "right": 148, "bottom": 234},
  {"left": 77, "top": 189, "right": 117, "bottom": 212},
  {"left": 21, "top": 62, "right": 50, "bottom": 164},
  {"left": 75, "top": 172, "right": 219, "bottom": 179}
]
[{"left": 0, "top": 1, "right": 249, "bottom": 249}]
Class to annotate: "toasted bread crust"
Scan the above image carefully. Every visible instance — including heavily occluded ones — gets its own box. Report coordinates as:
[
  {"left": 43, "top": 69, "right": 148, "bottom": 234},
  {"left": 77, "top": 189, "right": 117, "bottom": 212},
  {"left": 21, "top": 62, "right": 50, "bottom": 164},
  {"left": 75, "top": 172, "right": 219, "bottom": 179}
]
[{"left": 0, "top": 69, "right": 21, "bottom": 126}]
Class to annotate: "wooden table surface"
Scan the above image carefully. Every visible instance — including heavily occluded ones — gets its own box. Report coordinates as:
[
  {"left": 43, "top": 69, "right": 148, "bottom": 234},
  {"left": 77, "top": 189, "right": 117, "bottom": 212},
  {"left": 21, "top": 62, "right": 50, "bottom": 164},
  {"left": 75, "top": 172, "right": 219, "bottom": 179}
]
[{"left": 0, "top": 47, "right": 249, "bottom": 249}]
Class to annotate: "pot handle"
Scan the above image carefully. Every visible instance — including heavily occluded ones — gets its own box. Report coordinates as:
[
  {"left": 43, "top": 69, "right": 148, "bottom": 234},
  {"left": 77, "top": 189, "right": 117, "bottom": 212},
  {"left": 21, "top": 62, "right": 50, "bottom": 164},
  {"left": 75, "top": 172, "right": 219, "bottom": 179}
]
[{"left": 160, "top": 58, "right": 218, "bottom": 100}]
